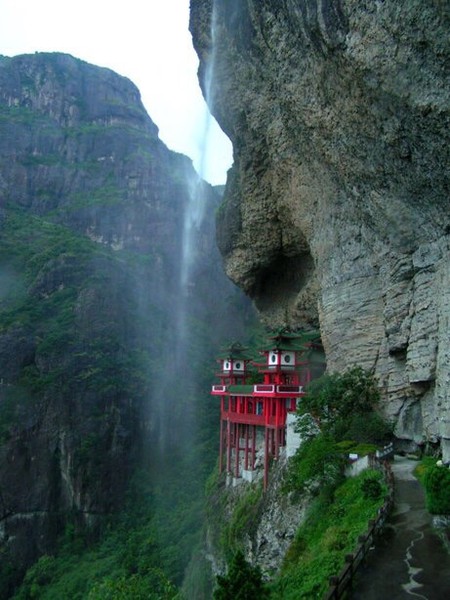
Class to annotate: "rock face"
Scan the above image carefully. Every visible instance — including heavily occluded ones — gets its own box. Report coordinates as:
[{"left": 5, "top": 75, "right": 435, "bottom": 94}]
[
  {"left": 0, "top": 52, "right": 251, "bottom": 592},
  {"left": 190, "top": 1, "right": 450, "bottom": 457},
  {"left": 243, "top": 455, "right": 308, "bottom": 578},
  {"left": 206, "top": 453, "right": 307, "bottom": 579}
]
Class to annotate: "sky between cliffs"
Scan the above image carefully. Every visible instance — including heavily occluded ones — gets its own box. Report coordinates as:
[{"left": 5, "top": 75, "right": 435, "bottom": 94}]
[{"left": 0, "top": 0, "right": 232, "bottom": 185}]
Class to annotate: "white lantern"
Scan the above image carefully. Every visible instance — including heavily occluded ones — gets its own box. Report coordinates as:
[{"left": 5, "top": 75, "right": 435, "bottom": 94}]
[{"left": 281, "top": 352, "right": 295, "bottom": 366}]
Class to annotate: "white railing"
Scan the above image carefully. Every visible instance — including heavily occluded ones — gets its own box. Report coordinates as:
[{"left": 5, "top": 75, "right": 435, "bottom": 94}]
[
  {"left": 376, "top": 442, "right": 394, "bottom": 460},
  {"left": 253, "top": 384, "right": 275, "bottom": 394},
  {"left": 277, "top": 385, "right": 303, "bottom": 394},
  {"left": 212, "top": 385, "right": 227, "bottom": 393}
]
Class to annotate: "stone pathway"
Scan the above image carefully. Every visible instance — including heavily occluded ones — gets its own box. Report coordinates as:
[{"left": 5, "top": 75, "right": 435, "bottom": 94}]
[{"left": 351, "top": 455, "right": 450, "bottom": 599}]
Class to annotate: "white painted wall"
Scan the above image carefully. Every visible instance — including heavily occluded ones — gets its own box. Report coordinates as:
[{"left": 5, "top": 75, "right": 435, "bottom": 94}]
[{"left": 286, "top": 412, "right": 301, "bottom": 458}]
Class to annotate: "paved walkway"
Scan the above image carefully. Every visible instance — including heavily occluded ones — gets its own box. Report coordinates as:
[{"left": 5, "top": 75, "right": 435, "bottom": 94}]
[{"left": 351, "top": 455, "right": 450, "bottom": 599}]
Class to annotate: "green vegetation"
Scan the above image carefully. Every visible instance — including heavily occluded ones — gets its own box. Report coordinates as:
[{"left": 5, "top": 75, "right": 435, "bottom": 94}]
[
  {"left": 207, "top": 367, "right": 391, "bottom": 599},
  {"left": 214, "top": 551, "right": 269, "bottom": 599},
  {"left": 284, "top": 434, "right": 346, "bottom": 495},
  {"left": 20, "top": 154, "right": 62, "bottom": 167},
  {"left": 413, "top": 455, "right": 436, "bottom": 484},
  {"left": 6, "top": 390, "right": 219, "bottom": 599},
  {"left": 286, "top": 368, "right": 391, "bottom": 496},
  {"left": 0, "top": 208, "right": 105, "bottom": 441},
  {"left": 61, "top": 185, "right": 123, "bottom": 212},
  {"left": 0, "top": 207, "right": 99, "bottom": 287},
  {"left": 335, "top": 440, "right": 377, "bottom": 456},
  {"left": 64, "top": 123, "right": 109, "bottom": 137},
  {"left": 0, "top": 207, "right": 173, "bottom": 594},
  {"left": 272, "top": 367, "right": 391, "bottom": 597},
  {"left": 414, "top": 456, "right": 450, "bottom": 515},
  {"left": 12, "top": 531, "right": 177, "bottom": 599},
  {"left": 11, "top": 457, "right": 212, "bottom": 599},
  {"left": 0, "top": 546, "right": 15, "bottom": 600},
  {"left": 0, "top": 384, "right": 38, "bottom": 444},
  {"left": 220, "top": 484, "right": 263, "bottom": 559},
  {"left": 423, "top": 464, "right": 450, "bottom": 515},
  {"left": 297, "top": 366, "right": 392, "bottom": 445},
  {"left": 209, "top": 450, "right": 386, "bottom": 599},
  {"left": 0, "top": 105, "right": 55, "bottom": 127},
  {"left": 272, "top": 469, "right": 386, "bottom": 599},
  {"left": 0, "top": 201, "right": 253, "bottom": 597},
  {"left": 0, "top": 57, "right": 261, "bottom": 599}
]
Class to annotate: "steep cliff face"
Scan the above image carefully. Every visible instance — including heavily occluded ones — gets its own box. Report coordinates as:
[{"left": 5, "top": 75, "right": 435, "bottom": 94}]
[
  {"left": 206, "top": 454, "right": 308, "bottom": 580},
  {"left": 0, "top": 52, "right": 251, "bottom": 592},
  {"left": 190, "top": 1, "right": 450, "bottom": 457}
]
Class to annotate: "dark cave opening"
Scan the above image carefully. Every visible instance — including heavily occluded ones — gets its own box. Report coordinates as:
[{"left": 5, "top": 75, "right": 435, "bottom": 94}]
[{"left": 251, "top": 250, "right": 314, "bottom": 313}]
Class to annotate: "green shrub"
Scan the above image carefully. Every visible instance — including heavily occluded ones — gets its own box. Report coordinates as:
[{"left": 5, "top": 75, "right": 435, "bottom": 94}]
[
  {"left": 274, "top": 470, "right": 386, "bottom": 599},
  {"left": 335, "top": 441, "right": 377, "bottom": 456},
  {"left": 285, "top": 434, "right": 346, "bottom": 495},
  {"left": 297, "top": 367, "right": 392, "bottom": 446},
  {"left": 220, "top": 485, "right": 263, "bottom": 557},
  {"left": 360, "top": 477, "right": 383, "bottom": 500},
  {"left": 0, "top": 547, "right": 16, "bottom": 599},
  {"left": 300, "top": 367, "right": 379, "bottom": 421},
  {"left": 424, "top": 466, "right": 450, "bottom": 514},
  {"left": 214, "top": 551, "right": 269, "bottom": 599},
  {"left": 87, "top": 569, "right": 177, "bottom": 600},
  {"left": 414, "top": 456, "right": 436, "bottom": 484},
  {"left": 335, "top": 412, "right": 392, "bottom": 445},
  {"left": 14, "top": 555, "right": 58, "bottom": 599}
]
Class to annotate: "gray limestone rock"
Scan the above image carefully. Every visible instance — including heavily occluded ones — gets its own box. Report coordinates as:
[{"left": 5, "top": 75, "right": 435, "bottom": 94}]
[
  {"left": 0, "top": 52, "right": 252, "bottom": 589},
  {"left": 191, "top": 0, "right": 450, "bottom": 458}
]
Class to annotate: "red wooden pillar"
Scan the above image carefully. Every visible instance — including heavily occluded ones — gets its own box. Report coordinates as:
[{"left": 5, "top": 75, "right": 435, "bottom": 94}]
[
  {"left": 235, "top": 423, "right": 240, "bottom": 478},
  {"left": 252, "top": 425, "right": 257, "bottom": 469},
  {"left": 275, "top": 400, "right": 280, "bottom": 459},
  {"left": 264, "top": 427, "right": 269, "bottom": 491},
  {"left": 275, "top": 428, "right": 279, "bottom": 459},
  {"left": 226, "top": 420, "right": 231, "bottom": 473},
  {"left": 219, "top": 418, "right": 224, "bottom": 472},
  {"left": 244, "top": 425, "right": 249, "bottom": 470}
]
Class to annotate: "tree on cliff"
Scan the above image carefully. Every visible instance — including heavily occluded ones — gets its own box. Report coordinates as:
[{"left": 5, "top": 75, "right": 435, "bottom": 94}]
[
  {"left": 214, "top": 551, "right": 268, "bottom": 599},
  {"left": 297, "top": 366, "right": 391, "bottom": 444}
]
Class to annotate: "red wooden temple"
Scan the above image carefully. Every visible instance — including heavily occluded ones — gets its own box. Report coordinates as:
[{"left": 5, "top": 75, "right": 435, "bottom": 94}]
[{"left": 211, "top": 332, "right": 322, "bottom": 490}]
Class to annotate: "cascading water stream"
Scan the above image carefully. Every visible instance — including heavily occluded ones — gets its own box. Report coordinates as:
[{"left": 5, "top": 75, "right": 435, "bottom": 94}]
[
  {"left": 172, "top": 0, "right": 220, "bottom": 385},
  {"left": 178, "top": 0, "right": 218, "bottom": 293},
  {"left": 150, "top": 0, "right": 224, "bottom": 453}
]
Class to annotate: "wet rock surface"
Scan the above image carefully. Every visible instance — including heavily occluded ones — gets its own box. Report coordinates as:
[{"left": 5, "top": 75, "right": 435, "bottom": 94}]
[
  {"left": 206, "top": 453, "right": 308, "bottom": 579},
  {"left": 352, "top": 456, "right": 450, "bottom": 599},
  {"left": 247, "top": 454, "right": 308, "bottom": 577},
  {"left": 190, "top": 0, "right": 450, "bottom": 456},
  {"left": 0, "top": 52, "right": 251, "bottom": 590}
]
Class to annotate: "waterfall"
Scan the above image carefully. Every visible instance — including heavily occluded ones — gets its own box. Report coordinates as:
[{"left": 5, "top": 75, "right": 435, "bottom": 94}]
[
  {"left": 173, "top": 0, "right": 222, "bottom": 380},
  {"left": 150, "top": 1, "right": 223, "bottom": 455}
]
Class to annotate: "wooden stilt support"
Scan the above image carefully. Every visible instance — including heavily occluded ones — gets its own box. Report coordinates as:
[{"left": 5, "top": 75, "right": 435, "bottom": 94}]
[
  {"left": 244, "top": 425, "right": 249, "bottom": 471},
  {"left": 212, "top": 331, "right": 319, "bottom": 491},
  {"left": 264, "top": 428, "right": 269, "bottom": 491},
  {"left": 235, "top": 423, "right": 240, "bottom": 478},
  {"left": 274, "top": 429, "right": 277, "bottom": 455},
  {"left": 219, "top": 418, "right": 224, "bottom": 473},
  {"left": 252, "top": 426, "right": 256, "bottom": 469},
  {"left": 226, "top": 420, "right": 231, "bottom": 473}
]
